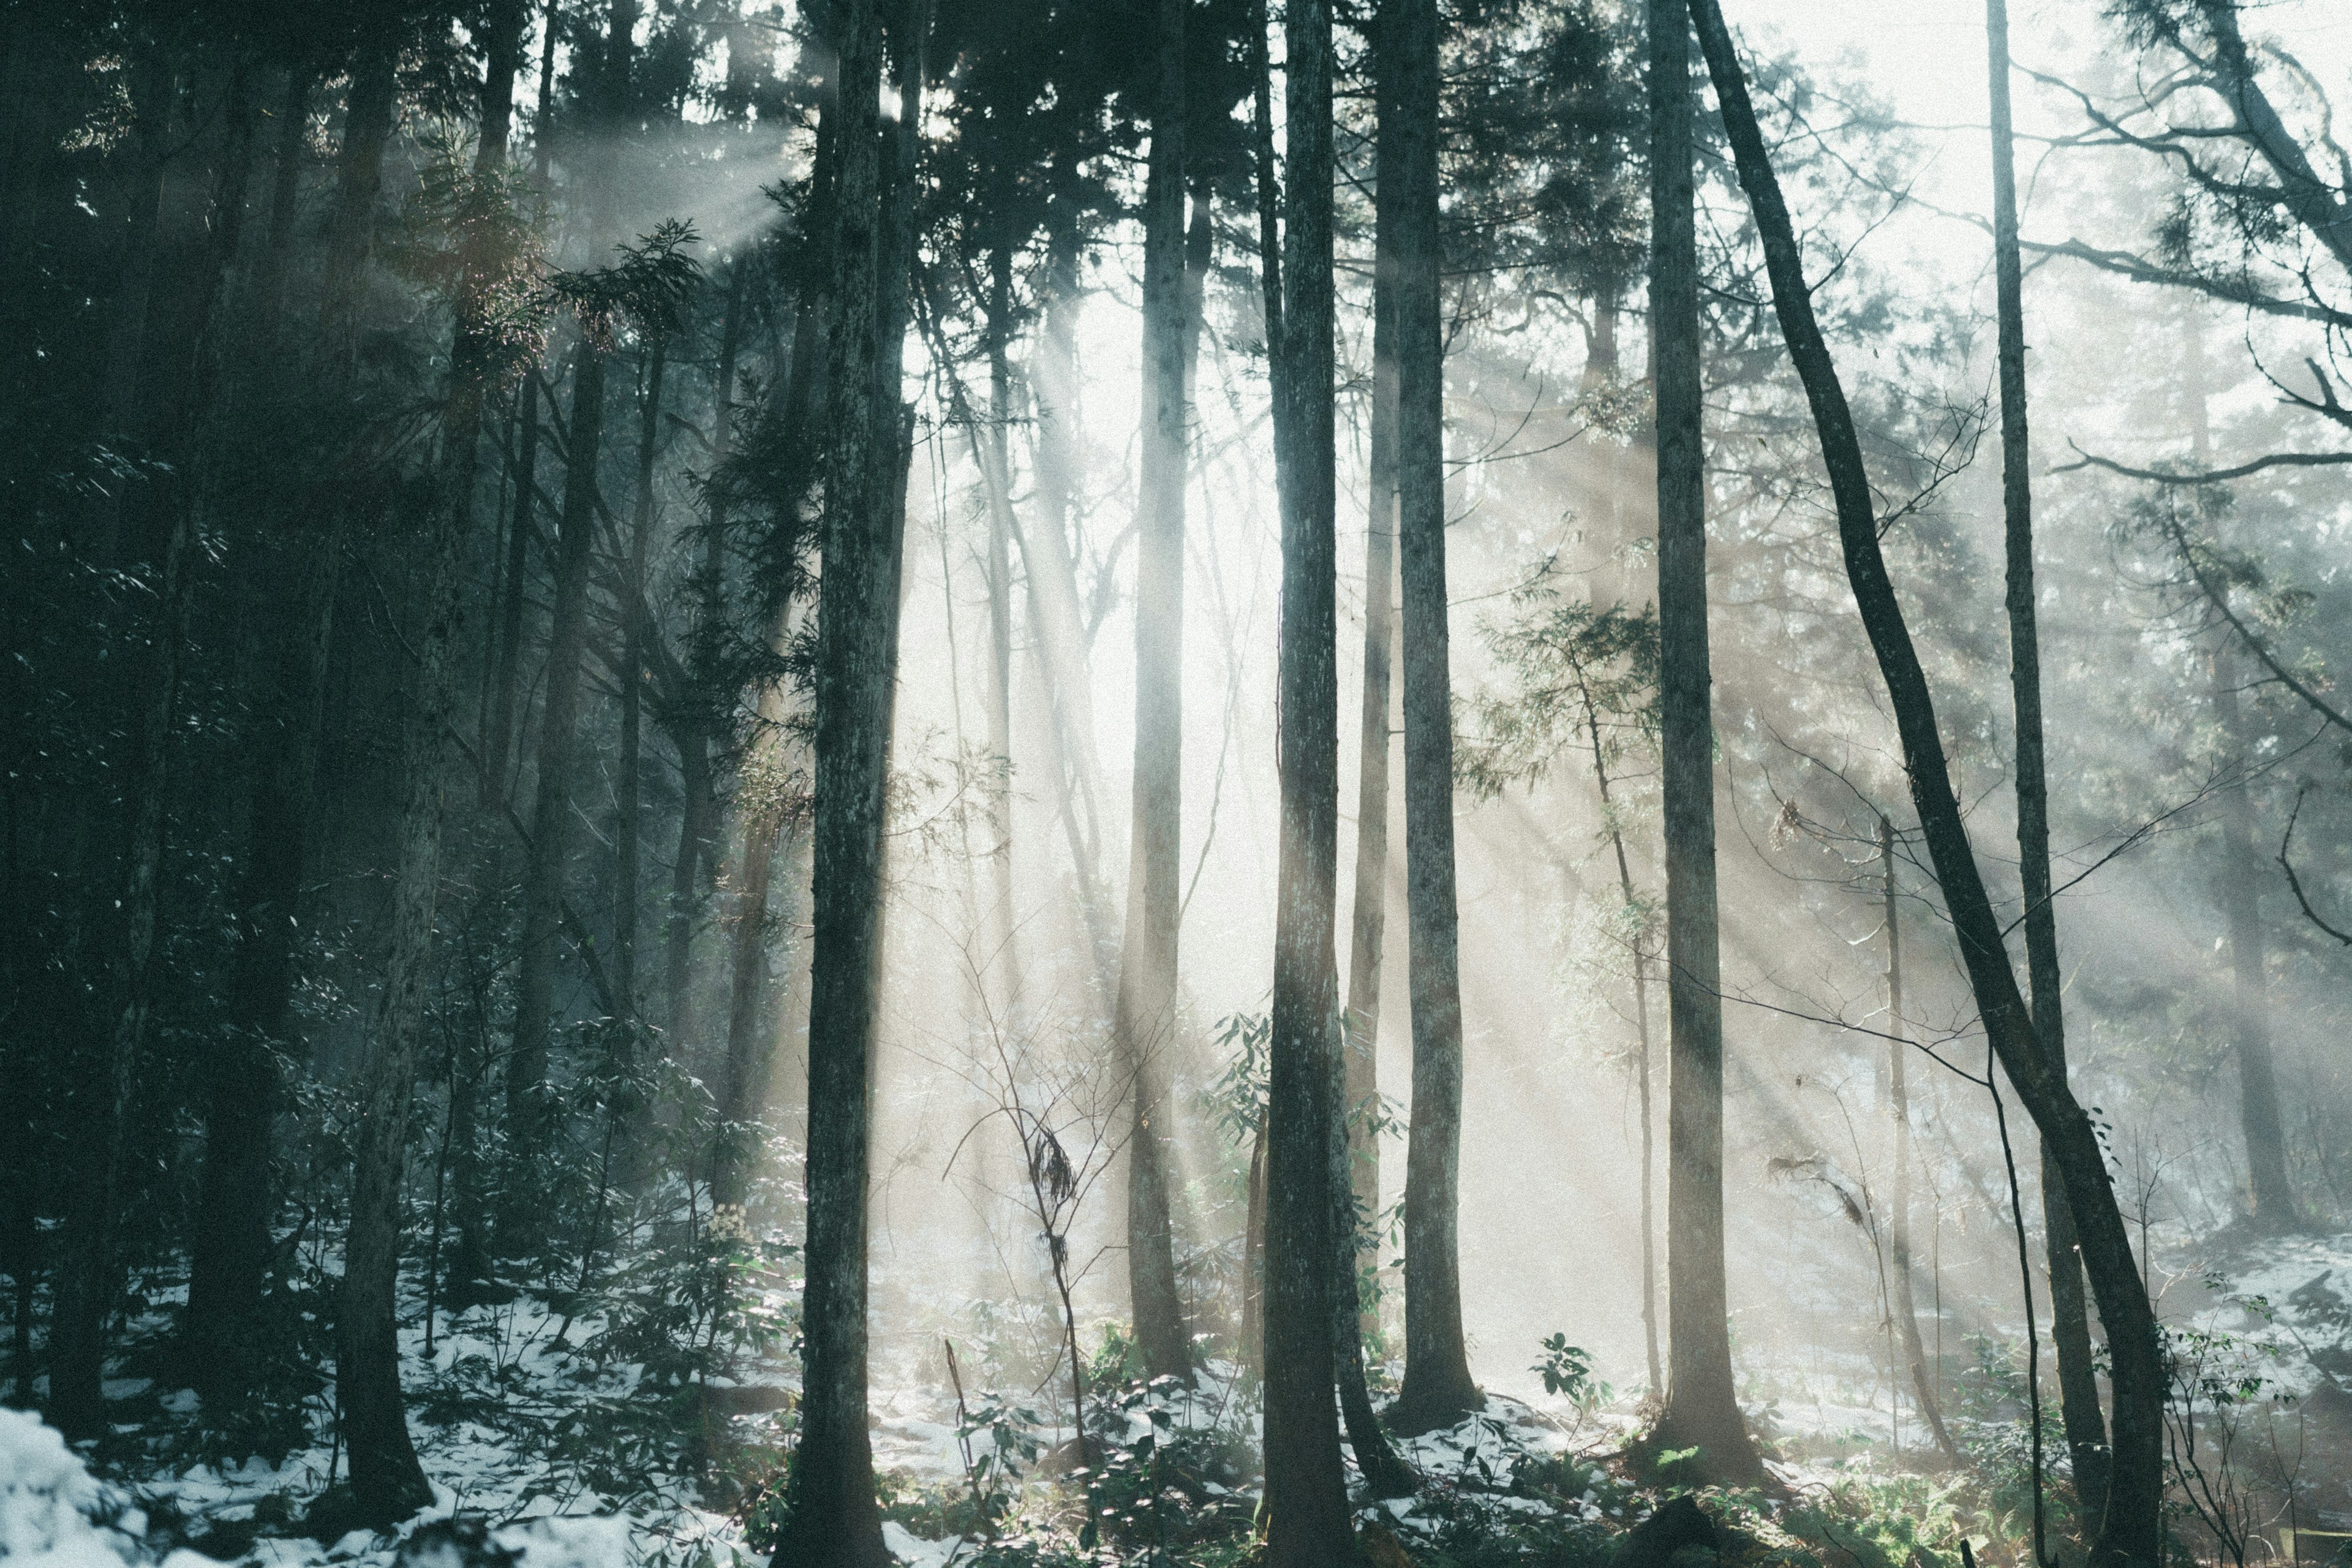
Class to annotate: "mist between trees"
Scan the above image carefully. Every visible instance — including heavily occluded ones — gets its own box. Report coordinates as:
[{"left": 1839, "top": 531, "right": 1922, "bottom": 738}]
[{"left": 6, "top": 1, "right": 2352, "bottom": 1565}]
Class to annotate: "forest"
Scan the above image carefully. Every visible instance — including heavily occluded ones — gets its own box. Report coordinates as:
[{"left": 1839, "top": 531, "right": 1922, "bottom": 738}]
[{"left": 7, "top": 0, "right": 2352, "bottom": 1562}]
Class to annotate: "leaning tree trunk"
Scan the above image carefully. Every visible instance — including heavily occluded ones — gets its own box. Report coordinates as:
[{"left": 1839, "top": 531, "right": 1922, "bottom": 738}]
[
  {"left": 1690, "top": 5, "right": 2165, "bottom": 1560},
  {"left": 1259, "top": 0, "right": 1355, "bottom": 1557},
  {"left": 771, "top": 0, "right": 922, "bottom": 1559},
  {"left": 1646, "top": 0, "right": 1761, "bottom": 1487},
  {"left": 1112, "top": 0, "right": 1192, "bottom": 1387},
  {"left": 1390, "top": 0, "right": 1480, "bottom": 1439},
  {"left": 1982, "top": 0, "right": 2113, "bottom": 1523}
]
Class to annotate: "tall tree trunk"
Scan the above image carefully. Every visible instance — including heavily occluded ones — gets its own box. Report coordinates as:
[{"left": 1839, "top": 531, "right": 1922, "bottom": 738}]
[
  {"left": 1020, "top": 224, "right": 1117, "bottom": 974},
  {"left": 505, "top": 337, "right": 603, "bottom": 1226},
  {"left": 1344, "top": 0, "right": 1401, "bottom": 1342},
  {"left": 1645, "top": 0, "right": 1760, "bottom": 1486},
  {"left": 1690, "top": 6, "right": 2165, "bottom": 1559},
  {"left": 713, "top": 80, "right": 839, "bottom": 1208},
  {"left": 979, "top": 243, "right": 1020, "bottom": 1011},
  {"left": 48, "top": 514, "right": 190, "bottom": 1441},
  {"left": 1113, "top": 0, "right": 1192, "bottom": 1388},
  {"left": 338, "top": 15, "right": 514, "bottom": 1521},
  {"left": 507, "top": 0, "right": 633, "bottom": 1210},
  {"left": 57, "top": 45, "right": 270, "bottom": 1438},
  {"left": 772, "top": 0, "right": 923, "bottom": 1558},
  {"left": 668, "top": 258, "right": 750, "bottom": 1047},
  {"left": 1390, "top": 0, "right": 1479, "bottom": 1439},
  {"left": 2216, "top": 649, "right": 2299, "bottom": 1229},
  {"left": 483, "top": 373, "right": 538, "bottom": 808},
  {"left": 185, "top": 56, "right": 326, "bottom": 1404},
  {"left": 615, "top": 339, "right": 667, "bottom": 1012},
  {"left": 715, "top": 677, "right": 787, "bottom": 1210},
  {"left": 1881, "top": 817, "right": 1959, "bottom": 1464},
  {"left": 1261, "top": 0, "right": 1354, "bottom": 1556},
  {"left": 1983, "top": 0, "right": 2112, "bottom": 1522}
]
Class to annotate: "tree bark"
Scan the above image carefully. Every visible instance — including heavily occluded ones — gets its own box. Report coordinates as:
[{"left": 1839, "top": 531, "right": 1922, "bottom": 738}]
[
  {"left": 1982, "top": 0, "right": 2113, "bottom": 1521},
  {"left": 337, "top": 17, "right": 516, "bottom": 1520},
  {"left": 1261, "top": 0, "right": 1355, "bottom": 1556},
  {"left": 1344, "top": 0, "right": 1401, "bottom": 1343},
  {"left": 771, "top": 0, "right": 922, "bottom": 1559},
  {"left": 1113, "top": 0, "right": 1192, "bottom": 1388},
  {"left": 1646, "top": 0, "right": 1760, "bottom": 1486},
  {"left": 1390, "top": 0, "right": 1479, "bottom": 1439},
  {"left": 184, "top": 54, "right": 324, "bottom": 1405},
  {"left": 1690, "top": 5, "right": 2166, "bottom": 1559}
]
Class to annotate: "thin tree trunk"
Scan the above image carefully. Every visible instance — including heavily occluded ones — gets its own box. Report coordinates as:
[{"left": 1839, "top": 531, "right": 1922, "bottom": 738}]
[
  {"left": 1390, "top": 0, "right": 1479, "bottom": 1438},
  {"left": 1578, "top": 679, "right": 1660, "bottom": 1398},
  {"left": 1261, "top": 0, "right": 1354, "bottom": 1555},
  {"left": 483, "top": 374, "right": 538, "bottom": 808},
  {"left": 508, "top": 0, "right": 635, "bottom": 1205},
  {"left": 615, "top": 339, "right": 667, "bottom": 1012},
  {"left": 667, "top": 259, "right": 749, "bottom": 1047},
  {"left": 715, "top": 691, "right": 786, "bottom": 1210},
  {"left": 1113, "top": 0, "right": 1191, "bottom": 1387},
  {"left": 981, "top": 244, "right": 1020, "bottom": 1011},
  {"left": 1982, "top": 0, "right": 2113, "bottom": 1521},
  {"left": 1690, "top": 6, "right": 2164, "bottom": 1558},
  {"left": 1646, "top": 0, "right": 1760, "bottom": 1486},
  {"left": 772, "top": 0, "right": 922, "bottom": 1558},
  {"left": 506, "top": 338, "right": 604, "bottom": 1218},
  {"left": 2216, "top": 649, "right": 2299, "bottom": 1230},
  {"left": 48, "top": 510, "right": 190, "bottom": 1441},
  {"left": 712, "top": 79, "right": 839, "bottom": 1207},
  {"left": 1020, "top": 225, "right": 1117, "bottom": 969},
  {"left": 58, "top": 47, "right": 269, "bottom": 1438},
  {"left": 1881, "top": 816, "right": 1959, "bottom": 1464}
]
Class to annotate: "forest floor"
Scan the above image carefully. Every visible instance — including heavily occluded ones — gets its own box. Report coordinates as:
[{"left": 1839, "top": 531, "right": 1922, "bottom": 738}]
[{"left": 12, "top": 1226, "right": 2352, "bottom": 1566}]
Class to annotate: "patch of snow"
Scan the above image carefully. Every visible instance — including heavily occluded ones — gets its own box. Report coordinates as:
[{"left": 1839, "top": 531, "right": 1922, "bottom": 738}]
[
  {"left": 0, "top": 1407, "right": 150, "bottom": 1568},
  {"left": 880, "top": 1520, "right": 961, "bottom": 1566}
]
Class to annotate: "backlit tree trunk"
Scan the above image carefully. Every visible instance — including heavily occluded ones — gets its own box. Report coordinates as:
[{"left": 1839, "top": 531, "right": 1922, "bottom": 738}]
[
  {"left": 1983, "top": 0, "right": 2112, "bottom": 1521},
  {"left": 1260, "top": 0, "right": 1355, "bottom": 1555},
  {"left": 1691, "top": 4, "right": 2165, "bottom": 1557},
  {"left": 1113, "top": 0, "right": 1192, "bottom": 1387},
  {"left": 1648, "top": 0, "right": 1760, "bottom": 1485},
  {"left": 772, "top": 0, "right": 924, "bottom": 1557},
  {"left": 1391, "top": 0, "right": 1479, "bottom": 1438}
]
